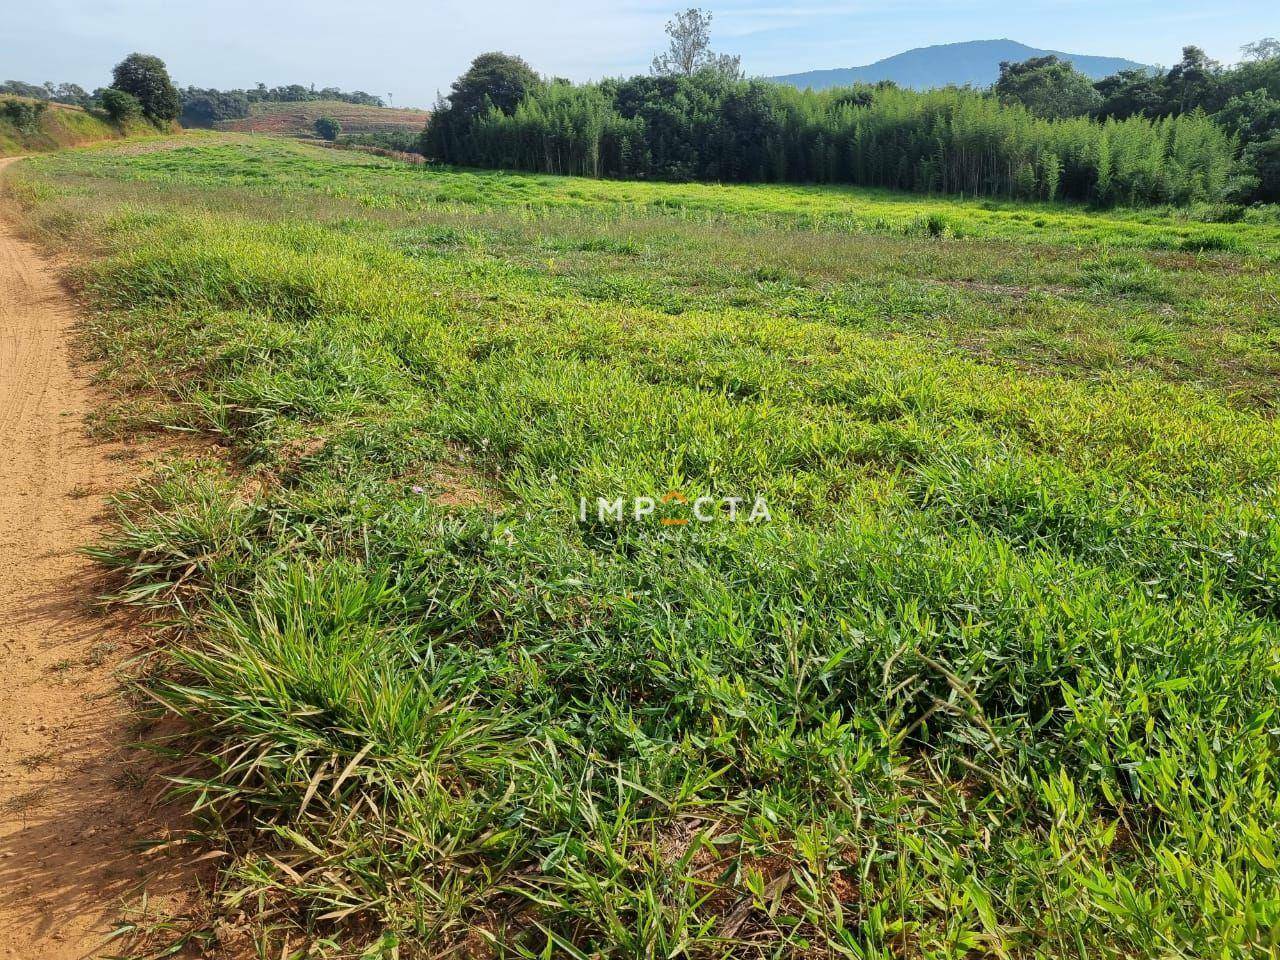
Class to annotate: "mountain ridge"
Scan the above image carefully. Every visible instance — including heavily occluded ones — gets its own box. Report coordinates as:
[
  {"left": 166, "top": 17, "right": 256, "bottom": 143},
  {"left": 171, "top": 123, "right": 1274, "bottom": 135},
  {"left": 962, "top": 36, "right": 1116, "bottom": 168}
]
[{"left": 770, "top": 39, "right": 1149, "bottom": 92}]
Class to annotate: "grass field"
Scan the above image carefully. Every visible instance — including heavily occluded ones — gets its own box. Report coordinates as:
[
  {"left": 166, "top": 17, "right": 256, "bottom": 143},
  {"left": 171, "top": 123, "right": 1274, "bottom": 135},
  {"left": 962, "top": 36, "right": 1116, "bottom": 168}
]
[
  {"left": 5, "top": 133, "right": 1280, "bottom": 957},
  {"left": 214, "top": 100, "right": 431, "bottom": 137}
]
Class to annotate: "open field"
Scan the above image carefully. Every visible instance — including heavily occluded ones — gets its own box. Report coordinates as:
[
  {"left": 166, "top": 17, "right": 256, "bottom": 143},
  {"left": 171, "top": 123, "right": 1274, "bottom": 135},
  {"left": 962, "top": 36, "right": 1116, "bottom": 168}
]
[
  {"left": 5, "top": 133, "right": 1280, "bottom": 957},
  {"left": 214, "top": 99, "right": 430, "bottom": 137}
]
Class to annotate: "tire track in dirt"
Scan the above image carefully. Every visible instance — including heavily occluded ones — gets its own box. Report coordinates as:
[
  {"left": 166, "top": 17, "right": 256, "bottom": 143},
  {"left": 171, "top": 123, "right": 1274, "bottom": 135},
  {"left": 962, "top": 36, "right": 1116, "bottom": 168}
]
[{"left": 0, "top": 156, "right": 195, "bottom": 959}]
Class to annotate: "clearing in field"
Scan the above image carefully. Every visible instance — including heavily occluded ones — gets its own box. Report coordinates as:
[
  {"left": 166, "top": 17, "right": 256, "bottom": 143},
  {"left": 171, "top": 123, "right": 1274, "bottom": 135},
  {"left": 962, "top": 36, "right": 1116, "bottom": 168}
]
[{"left": 5, "top": 132, "right": 1280, "bottom": 957}]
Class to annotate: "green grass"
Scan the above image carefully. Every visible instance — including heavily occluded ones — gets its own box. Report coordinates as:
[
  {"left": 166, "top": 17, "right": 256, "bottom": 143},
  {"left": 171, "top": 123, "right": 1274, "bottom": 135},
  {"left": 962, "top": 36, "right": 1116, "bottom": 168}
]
[{"left": 6, "top": 134, "right": 1280, "bottom": 958}]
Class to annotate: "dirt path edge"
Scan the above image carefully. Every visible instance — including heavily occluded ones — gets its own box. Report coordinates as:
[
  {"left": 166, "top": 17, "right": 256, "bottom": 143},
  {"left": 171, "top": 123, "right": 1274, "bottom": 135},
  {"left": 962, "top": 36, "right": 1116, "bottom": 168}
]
[{"left": 0, "top": 155, "right": 196, "bottom": 960}]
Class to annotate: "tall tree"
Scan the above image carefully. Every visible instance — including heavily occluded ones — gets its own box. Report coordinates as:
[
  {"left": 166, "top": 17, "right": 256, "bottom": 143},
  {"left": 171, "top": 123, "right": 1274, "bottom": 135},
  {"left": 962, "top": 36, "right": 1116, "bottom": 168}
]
[
  {"left": 1095, "top": 68, "right": 1168, "bottom": 119},
  {"left": 651, "top": 9, "right": 742, "bottom": 80},
  {"left": 1241, "top": 38, "right": 1280, "bottom": 62},
  {"left": 51, "top": 82, "right": 90, "bottom": 107},
  {"left": 1, "top": 80, "right": 53, "bottom": 100},
  {"left": 443, "top": 52, "right": 539, "bottom": 123},
  {"left": 313, "top": 116, "right": 341, "bottom": 141},
  {"left": 111, "top": 53, "right": 179, "bottom": 122},
  {"left": 995, "top": 56, "right": 1101, "bottom": 118},
  {"left": 421, "top": 52, "right": 540, "bottom": 158},
  {"left": 1166, "top": 45, "right": 1223, "bottom": 112}
]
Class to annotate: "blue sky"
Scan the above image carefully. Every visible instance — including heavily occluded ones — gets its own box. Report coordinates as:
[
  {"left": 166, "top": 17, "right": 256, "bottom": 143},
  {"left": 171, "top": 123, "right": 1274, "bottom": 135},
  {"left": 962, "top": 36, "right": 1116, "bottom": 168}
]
[{"left": 4, "top": 0, "right": 1276, "bottom": 107}]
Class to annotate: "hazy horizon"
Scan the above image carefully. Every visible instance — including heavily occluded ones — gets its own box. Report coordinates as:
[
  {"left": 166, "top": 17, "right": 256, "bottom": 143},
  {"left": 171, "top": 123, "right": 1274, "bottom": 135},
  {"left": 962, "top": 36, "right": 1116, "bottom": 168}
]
[{"left": 5, "top": 0, "right": 1276, "bottom": 108}]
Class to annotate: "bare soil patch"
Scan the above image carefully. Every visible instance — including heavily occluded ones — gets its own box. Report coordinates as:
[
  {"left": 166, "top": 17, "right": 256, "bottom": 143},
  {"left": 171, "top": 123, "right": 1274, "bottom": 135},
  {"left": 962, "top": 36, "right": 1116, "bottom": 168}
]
[{"left": 0, "top": 157, "right": 199, "bottom": 959}]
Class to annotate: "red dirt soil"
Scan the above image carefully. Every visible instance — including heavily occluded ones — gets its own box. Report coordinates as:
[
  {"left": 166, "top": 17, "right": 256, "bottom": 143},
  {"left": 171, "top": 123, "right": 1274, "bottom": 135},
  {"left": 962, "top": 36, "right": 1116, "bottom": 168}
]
[{"left": 0, "top": 156, "right": 198, "bottom": 959}]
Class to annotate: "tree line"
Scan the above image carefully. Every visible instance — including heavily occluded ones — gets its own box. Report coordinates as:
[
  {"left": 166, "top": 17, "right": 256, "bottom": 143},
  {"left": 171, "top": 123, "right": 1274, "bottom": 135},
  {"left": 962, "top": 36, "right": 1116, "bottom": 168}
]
[
  {"left": 423, "top": 13, "right": 1279, "bottom": 206},
  {"left": 3, "top": 53, "right": 187, "bottom": 136},
  {"left": 4, "top": 75, "right": 384, "bottom": 129},
  {"left": 178, "top": 84, "right": 385, "bottom": 128},
  {"left": 995, "top": 43, "right": 1280, "bottom": 200},
  {"left": 4, "top": 55, "right": 181, "bottom": 128},
  {"left": 423, "top": 61, "right": 1234, "bottom": 206},
  {"left": 1, "top": 80, "right": 94, "bottom": 108}
]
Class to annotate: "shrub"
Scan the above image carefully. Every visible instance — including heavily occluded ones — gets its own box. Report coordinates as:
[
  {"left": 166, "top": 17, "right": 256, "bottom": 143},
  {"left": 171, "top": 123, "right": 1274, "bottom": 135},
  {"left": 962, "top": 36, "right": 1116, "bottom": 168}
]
[
  {"left": 0, "top": 96, "right": 47, "bottom": 133},
  {"left": 910, "top": 212, "right": 953, "bottom": 238},
  {"left": 336, "top": 130, "right": 421, "bottom": 153},
  {"left": 100, "top": 88, "right": 142, "bottom": 123},
  {"left": 1178, "top": 232, "right": 1239, "bottom": 252},
  {"left": 313, "top": 116, "right": 341, "bottom": 141},
  {"left": 1244, "top": 135, "right": 1280, "bottom": 203}
]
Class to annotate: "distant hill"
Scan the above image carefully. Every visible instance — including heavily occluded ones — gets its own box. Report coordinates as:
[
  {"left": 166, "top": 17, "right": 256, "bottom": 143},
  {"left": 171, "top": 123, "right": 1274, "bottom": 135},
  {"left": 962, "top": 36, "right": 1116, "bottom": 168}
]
[
  {"left": 215, "top": 100, "right": 429, "bottom": 137},
  {"left": 770, "top": 39, "right": 1148, "bottom": 92}
]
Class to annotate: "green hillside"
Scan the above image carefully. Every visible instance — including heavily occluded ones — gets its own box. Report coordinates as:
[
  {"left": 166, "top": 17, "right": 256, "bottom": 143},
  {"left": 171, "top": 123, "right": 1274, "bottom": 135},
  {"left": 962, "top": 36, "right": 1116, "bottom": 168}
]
[{"left": 0, "top": 97, "right": 152, "bottom": 157}]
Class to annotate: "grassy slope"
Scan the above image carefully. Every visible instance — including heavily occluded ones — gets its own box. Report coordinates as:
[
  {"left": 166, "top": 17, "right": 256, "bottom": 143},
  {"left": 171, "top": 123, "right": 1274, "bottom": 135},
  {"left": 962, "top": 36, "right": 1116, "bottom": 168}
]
[
  {"left": 0, "top": 98, "right": 153, "bottom": 157},
  {"left": 6, "top": 134, "right": 1280, "bottom": 957},
  {"left": 214, "top": 99, "right": 430, "bottom": 136}
]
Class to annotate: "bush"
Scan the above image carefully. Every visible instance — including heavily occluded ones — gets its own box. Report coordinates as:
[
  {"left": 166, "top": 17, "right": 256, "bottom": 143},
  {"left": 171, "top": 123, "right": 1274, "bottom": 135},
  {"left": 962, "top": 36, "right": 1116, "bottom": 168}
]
[
  {"left": 0, "top": 96, "right": 47, "bottom": 134},
  {"left": 1244, "top": 135, "right": 1280, "bottom": 202},
  {"left": 313, "top": 116, "right": 341, "bottom": 141},
  {"left": 909, "top": 212, "right": 953, "bottom": 238},
  {"left": 100, "top": 88, "right": 142, "bottom": 123},
  {"left": 1177, "top": 232, "right": 1239, "bottom": 252}
]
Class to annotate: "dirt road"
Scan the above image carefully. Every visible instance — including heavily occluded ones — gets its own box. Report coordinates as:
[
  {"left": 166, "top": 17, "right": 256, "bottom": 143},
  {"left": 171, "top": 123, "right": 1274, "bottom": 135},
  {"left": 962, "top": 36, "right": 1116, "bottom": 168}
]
[{"left": 0, "top": 157, "right": 189, "bottom": 958}]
